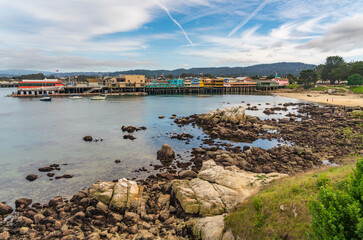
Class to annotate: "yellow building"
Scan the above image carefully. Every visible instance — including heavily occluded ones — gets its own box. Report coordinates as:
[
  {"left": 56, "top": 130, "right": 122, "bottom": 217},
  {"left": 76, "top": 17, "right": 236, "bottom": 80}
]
[
  {"left": 199, "top": 79, "right": 204, "bottom": 87},
  {"left": 109, "top": 75, "right": 145, "bottom": 88},
  {"left": 203, "top": 78, "right": 214, "bottom": 88},
  {"left": 214, "top": 78, "right": 224, "bottom": 88}
]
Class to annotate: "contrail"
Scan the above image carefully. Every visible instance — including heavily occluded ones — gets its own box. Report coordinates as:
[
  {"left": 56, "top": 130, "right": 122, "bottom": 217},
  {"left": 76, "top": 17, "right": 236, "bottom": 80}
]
[
  {"left": 228, "top": 0, "right": 269, "bottom": 37},
  {"left": 158, "top": 2, "right": 195, "bottom": 47}
]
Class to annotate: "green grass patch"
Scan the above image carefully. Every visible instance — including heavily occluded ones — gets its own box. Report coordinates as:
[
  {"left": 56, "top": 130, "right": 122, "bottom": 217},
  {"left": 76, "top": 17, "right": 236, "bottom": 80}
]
[
  {"left": 311, "top": 86, "right": 330, "bottom": 91},
  {"left": 225, "top": 164, "right": 354, "bottom": 240},
  {"left": 311, "top": 85, "right": 347, "bottom": 92},
  {"left": 285, "top": 84, "right": 299, "bottom": 89},
  {"left": 350, "top": 86, "right": 363, "bottom": 94}
]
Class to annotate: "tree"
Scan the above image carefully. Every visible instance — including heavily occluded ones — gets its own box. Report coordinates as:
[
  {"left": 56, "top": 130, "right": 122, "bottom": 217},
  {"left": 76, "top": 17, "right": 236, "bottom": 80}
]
[
  {"left": 350, "top": 61, "right": 363, "bottom": 76},
  {"left": 286, "top": 74, "right": 297, "bottom": 84},
  {"left": 321, "top": 56, "right": 345, "bottom": 84},
  {"left": 347, "top": 73, "right": 363, "bottom": 86},
  {"left": 314, "top": 64, "right": 325, "bottom": 79},
  {"left": 14, "top": 73, "right": 46, "bottom": 80},
  {"left": 298, "top": 69, "right": 317, "bottom": 86},
  {"left": 165, "top": 74, "right": 174, "bottom": 79},
  {"left": 332, "top": 63, "right": 350, "bottom": 83}
]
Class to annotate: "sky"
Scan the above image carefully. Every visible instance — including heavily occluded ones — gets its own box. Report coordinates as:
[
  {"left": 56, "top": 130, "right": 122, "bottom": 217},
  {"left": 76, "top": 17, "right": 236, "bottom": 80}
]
[{"left": 0, "top": 0, "right": 363, "bottom": 72}]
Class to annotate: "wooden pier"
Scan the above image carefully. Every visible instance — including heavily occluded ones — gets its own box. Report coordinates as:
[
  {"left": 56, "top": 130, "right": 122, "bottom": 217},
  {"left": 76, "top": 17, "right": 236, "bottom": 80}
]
[{"left": 9, "top": 84, "right": 282, "bottom": 97}]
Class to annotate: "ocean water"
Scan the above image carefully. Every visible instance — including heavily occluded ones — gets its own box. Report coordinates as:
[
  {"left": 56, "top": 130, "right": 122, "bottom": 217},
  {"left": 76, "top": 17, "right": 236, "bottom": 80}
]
[{"left": 0, "top": 88, "right": 306, "bottom": 206}]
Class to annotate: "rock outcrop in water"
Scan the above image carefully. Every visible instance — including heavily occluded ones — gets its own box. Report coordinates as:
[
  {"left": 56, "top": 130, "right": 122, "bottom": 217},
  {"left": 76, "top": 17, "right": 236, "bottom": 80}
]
[
  {"left": 121, "top": 126, "right": 147, "bottom": 133},
  {"left": 82, "top": 136, "right": 93, "bottom": 142},
  {"left": 25, "top": 174, "right": 38, "bottom": 182},
  {"left": 157, "top": 144, "right": 175, "bottom": 166},
  {"left": 199, "top": 106, "right": 246, "bottom": 124}
]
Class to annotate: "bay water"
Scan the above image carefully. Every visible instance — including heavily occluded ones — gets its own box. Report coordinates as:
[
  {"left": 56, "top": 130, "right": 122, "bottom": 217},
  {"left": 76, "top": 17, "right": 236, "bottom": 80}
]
[{"left": 0, "top": 88, "right": 305, "bottom": 206}]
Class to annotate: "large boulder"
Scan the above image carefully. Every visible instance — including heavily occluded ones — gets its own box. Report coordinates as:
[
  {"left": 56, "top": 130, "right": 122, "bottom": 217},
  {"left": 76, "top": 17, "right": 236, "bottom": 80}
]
[
  {"left": 89, "top": 181, "right": 115, "bottom": 205},
  {"left": 110, "top": 178, "right": 143, "bottom": 209},
  {"left": 193, "top": 215, "right": 234, "bottom": 240},
  {"left": 200, "top": 106, "right": 246, "bottom": 124},
  {"left": 89, "top": 178, "right": 143, "bottom": 210},
  {"left": 0, "top": 202, "right": 13, "bottom": 216},
  {"left": 172, "top": 160, "right": 287, "bottom": 216},
  {"left": 157, "top": 144, "right": 175, "bottom": 166},
  {"left": 15, "top": 198, "right": 32, "bottom": 208}
]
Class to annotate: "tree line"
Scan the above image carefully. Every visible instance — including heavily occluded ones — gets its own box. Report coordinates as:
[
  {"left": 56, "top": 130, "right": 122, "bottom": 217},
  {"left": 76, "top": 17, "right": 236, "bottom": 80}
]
[{"left": 298, "top": 56, "right": 363, "bottom": 87}]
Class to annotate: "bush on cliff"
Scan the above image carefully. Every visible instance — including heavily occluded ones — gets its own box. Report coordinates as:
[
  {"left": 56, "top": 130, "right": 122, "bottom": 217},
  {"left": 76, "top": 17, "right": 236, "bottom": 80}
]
[
  {"left": 225, "top": 163, "right": 355, "bottom": 239},
  {"left": 309, "top": 157, "right": 363, "bottom": 240}
]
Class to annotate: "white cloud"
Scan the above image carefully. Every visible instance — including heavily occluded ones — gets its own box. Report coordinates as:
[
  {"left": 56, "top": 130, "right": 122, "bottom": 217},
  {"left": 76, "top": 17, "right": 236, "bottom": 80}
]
[
  {"left": 179, "top": 14, "right": 363, "bottom": 66},
  {"left": 0, "top": 48, "right": 155, "bottom": 71},
  {"left": 0, "top": 0, "right": 363, "bottom": 71},
  {"left": 301, "top": 15, "right": 363, "bottom": 52}
]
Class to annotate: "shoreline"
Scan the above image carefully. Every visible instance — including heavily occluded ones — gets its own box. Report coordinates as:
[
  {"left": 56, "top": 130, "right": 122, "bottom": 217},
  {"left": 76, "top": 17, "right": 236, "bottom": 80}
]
[{"left": 275, "top": 92, "right": 363, "bottom": 107}]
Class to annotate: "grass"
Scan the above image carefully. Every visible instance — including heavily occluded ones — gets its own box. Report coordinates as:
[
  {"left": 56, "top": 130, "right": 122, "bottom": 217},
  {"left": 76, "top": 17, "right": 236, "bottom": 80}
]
[
  {"left": 311, "top": 85, "right": 347, "bottom": 92},
  {"left": 285, "top": 84, "right": 299, "bottom": 89},
  {"left": 350, "top": 86, "right": 363, "bottom": 94},
  {"left": 311, "top": 86, "right": 330, "bottom": 91},
  {"left": 225, "top": 164, "right": 355, "bottom": 240}
]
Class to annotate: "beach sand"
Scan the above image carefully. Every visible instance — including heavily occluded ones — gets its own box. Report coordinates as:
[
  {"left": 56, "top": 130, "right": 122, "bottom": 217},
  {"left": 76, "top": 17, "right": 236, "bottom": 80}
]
[{"left": 276, "top": 92, "right": 363, "bottom": 107}]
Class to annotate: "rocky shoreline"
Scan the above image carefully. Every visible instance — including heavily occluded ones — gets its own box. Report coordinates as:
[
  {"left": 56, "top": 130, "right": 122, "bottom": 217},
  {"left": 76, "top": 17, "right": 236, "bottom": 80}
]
[{"left": 1, "top": 104, "right": 362, "bottom": 240}]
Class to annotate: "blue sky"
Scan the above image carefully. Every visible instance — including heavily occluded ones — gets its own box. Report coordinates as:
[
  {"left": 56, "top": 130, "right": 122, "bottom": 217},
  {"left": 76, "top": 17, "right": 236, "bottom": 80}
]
[{"left": 0, "top": 0, "right": 363, "bottom": 72}]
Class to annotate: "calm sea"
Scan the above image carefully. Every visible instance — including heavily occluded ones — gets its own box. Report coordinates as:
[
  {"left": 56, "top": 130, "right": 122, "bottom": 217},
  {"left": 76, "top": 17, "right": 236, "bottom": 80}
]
[{"left": 0, "top": 88, "right": 305, "bottom": 206}]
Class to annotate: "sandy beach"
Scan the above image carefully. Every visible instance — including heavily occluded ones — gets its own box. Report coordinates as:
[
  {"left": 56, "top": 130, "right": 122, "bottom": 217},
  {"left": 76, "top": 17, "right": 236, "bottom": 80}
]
[{"left": 276, "top": 92, "right": 363, "bottom": 107}]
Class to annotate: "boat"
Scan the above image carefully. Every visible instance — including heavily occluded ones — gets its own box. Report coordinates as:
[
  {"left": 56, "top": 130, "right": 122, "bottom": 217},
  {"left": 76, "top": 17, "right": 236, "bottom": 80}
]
[
  {"left": 90, "top": 95, "right": 106, "bottom": 100},
  {"left": 69, "top": 95, "right": 83, "bottom": 99},
  {"left": 40, "top": 95, "right": 52, "bottom": 101}
]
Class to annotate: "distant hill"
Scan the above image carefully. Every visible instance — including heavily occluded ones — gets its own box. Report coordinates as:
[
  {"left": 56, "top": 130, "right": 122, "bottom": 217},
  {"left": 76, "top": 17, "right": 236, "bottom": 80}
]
[
  {"left": 0, "top": 69, "right": 53, "bottom": 77},
  {"left": 109, "top": 62, "right": 316, "bottom": 77},
  {"left": 0, "top": 62, "right": 316, "bottom": 78}
]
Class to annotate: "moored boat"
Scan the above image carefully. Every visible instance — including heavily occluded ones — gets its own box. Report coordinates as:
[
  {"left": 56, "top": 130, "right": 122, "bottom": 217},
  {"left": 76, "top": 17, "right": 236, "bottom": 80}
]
[
  {"left": 69, "top": 95, "right": 83, "bottom": 99},
  {"left": 90, "top": 95, "right": 106, "bottom": 100},
  {"left": 40, "top": 95, "right": 52, "bottom": 101}
]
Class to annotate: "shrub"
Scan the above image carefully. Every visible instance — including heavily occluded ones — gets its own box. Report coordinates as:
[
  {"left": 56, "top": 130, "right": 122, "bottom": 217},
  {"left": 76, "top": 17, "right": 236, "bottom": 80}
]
[
  {"left": 347, "top": 73, "right": 363, "bottom": 86},
  {"left": 316, "top": 174, "right": 330, "bottom": 188},
  {"left": 285, "top": 84, "right": 299, "bottom": 89},
  {"left": 309, "top": 158, "right": 363, "bottom": 239}
]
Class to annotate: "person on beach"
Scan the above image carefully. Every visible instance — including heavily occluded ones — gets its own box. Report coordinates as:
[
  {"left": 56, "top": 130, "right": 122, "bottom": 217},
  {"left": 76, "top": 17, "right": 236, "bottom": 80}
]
[{"left": 331, "top": 106, "right": 334, "bottom": 114}]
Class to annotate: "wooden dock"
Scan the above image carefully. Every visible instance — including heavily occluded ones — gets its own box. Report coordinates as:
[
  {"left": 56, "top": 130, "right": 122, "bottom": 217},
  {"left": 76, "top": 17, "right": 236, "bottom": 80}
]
[{"left": 9, "top": 84, "right": 281, "bottom": 97}]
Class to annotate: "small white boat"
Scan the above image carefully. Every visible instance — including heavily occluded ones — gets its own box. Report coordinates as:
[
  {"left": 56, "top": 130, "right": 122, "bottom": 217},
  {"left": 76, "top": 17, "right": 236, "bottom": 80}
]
[
  {"left": 40, "top": 95, "right": 52, "bottom": 101},
  {"left": 90, "top": 95, "right": 106, "bottom": 100},
  {"left": 69, "top": 95, "right": 83, "bottom": 99}
]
